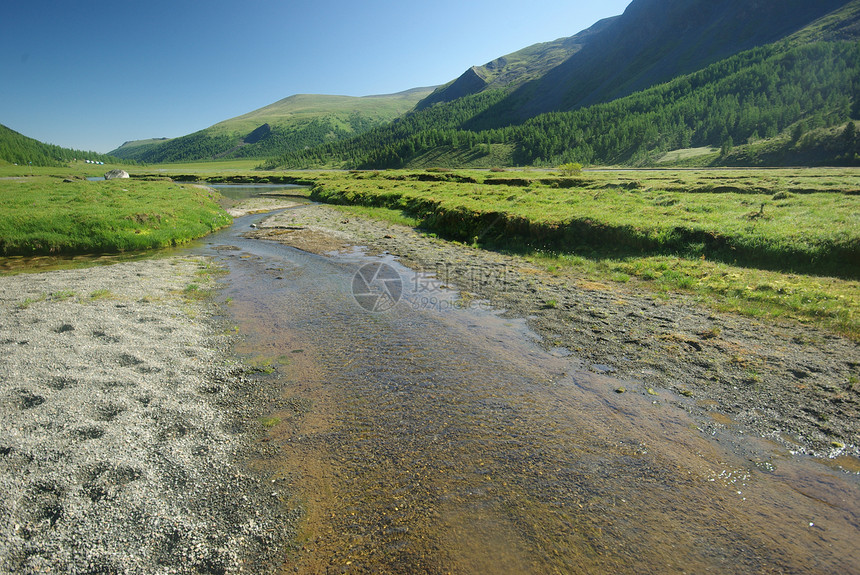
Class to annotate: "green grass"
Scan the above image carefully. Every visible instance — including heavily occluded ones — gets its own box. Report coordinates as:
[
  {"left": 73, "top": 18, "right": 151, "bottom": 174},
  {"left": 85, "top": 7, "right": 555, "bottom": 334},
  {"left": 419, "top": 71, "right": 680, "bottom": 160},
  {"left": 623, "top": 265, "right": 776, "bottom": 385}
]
[
  {"left": 293, "top": 168, "right": 859, "bottom": 338},
  {"left": 132, "top": 159, "right": 265, "bottom": 173},
  {"left": 328, "top": 204, "right": 421, "bottom": 228},
  {"left": 0, "top": 175, "right": 231, "bottom": 256},
  {"left": 206, "top": 90, "right": 434, "bottom": 137},
  {"left": 307, "top": 168, "right": 859, "bottom": 278},
  {"left": 182, "top": 283, "right": 213, "bottom": 301},
  {"left": 655, "top": 147, "right": 720, "bottom": 164},
  {"left": 50, "top": 290, "right": 76, "bottom": 301},
  {"left": 89, "top": 289, "right": 113, "bottom": 300},
  {"left": 110, "top": 89, "right": 435, "bottom": 163},
  {"left": 6, "top": 164, "right": 854, "bottom": 337},
  {"left": 16, "top": 293, "right": 47, "bottom": 309},
  {"left": 0, "top": 160, "right": 133, "bottom": 179},
  {"left": 528, "top": 250, "right": 859, "bottom": 337}
]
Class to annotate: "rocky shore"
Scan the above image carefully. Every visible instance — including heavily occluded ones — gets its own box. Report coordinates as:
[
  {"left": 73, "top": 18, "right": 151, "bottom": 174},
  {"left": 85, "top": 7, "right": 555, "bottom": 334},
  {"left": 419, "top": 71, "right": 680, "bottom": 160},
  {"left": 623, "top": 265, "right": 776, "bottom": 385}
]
[
  {"left": 250, "top": 203, "right": 860, "bottom": 462},
  {"left": 0, "top": 257, "right": 295, "bottom": 574}
]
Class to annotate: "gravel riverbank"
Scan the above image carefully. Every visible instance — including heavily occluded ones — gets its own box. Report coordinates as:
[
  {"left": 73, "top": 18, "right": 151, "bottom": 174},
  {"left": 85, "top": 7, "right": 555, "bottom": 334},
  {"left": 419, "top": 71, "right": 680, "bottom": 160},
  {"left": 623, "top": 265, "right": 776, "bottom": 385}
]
[
  {"left": 0, "top": 257, "right": 295, "bottom": 574},
  {"left": 251, "top": 203, "right": 860, "bottom": 462}
]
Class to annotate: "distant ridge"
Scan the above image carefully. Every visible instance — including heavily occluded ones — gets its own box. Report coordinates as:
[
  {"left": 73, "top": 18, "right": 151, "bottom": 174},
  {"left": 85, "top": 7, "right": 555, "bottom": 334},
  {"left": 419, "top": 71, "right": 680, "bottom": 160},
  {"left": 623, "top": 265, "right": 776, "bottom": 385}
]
[
  {"left": 266, "top": 0, "right": 860, "bottom": 169},
  {"left": 214, "top": 87, "right": 436, "bottom": 134},
  {"left": 110, "top": 87, "right": 435, "bottom": 163},
  {"left": 112, "top": 0, "right": 859, "bottom": 168},
  {"left": 416, "top": 16, "right": 617, "bottom": 111}
]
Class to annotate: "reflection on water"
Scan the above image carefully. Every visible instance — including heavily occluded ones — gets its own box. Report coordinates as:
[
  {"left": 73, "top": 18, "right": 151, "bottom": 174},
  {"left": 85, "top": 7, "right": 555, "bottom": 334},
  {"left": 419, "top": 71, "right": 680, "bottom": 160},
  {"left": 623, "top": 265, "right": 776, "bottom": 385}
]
[{"left": 196, "top": 209, "right": 860, "bottom": 572}]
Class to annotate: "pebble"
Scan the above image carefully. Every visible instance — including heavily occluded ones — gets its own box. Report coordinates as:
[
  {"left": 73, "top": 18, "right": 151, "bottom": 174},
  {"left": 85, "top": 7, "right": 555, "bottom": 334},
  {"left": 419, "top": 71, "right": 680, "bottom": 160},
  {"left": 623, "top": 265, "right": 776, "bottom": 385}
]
[{"left": 0, "top": 258, "right": 294, "bottom": 573}]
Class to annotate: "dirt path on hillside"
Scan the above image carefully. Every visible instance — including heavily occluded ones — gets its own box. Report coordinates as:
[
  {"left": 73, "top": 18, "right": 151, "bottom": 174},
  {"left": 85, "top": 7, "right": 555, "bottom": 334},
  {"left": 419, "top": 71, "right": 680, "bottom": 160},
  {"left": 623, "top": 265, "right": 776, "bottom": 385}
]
[{"left": 249, "top": 203, "right": 860, "bottom": 465}]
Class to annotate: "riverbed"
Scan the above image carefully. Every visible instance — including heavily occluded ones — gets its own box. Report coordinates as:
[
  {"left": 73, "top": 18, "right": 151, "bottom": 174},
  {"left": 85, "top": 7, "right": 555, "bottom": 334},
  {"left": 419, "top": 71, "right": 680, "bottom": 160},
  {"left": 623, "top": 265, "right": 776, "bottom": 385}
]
[
  {"left": 204, "top": 202, "right": 860, "bottom": 573},
  {"left": 0, "top": 190, "right": 857, "bottom": 574}
]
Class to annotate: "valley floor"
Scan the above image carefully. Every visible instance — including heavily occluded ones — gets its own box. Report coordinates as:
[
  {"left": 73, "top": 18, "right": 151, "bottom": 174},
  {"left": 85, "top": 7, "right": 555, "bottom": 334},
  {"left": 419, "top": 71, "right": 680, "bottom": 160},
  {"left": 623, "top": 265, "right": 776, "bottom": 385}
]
[{"left": 0, "top": 199, "right": 856, "bottom": 573}]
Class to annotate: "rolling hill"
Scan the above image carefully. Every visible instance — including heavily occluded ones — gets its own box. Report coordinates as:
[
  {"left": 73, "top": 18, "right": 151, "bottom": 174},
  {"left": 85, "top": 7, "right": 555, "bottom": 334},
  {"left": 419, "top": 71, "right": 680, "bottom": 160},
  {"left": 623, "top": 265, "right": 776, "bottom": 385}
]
[
  {"left": 109, "top": 88, "right": 434, "bottom": 163},
  {"left": 111, "top": 0, "right": 860, "bottom": 169}
]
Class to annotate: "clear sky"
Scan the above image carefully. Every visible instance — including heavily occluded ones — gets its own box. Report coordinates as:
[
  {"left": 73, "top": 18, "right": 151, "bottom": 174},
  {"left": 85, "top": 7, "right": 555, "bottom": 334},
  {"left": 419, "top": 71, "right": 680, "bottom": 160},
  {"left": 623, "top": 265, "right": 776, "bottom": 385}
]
[{"left": 1, "top": 0, "right": 632, "bottom": 153}]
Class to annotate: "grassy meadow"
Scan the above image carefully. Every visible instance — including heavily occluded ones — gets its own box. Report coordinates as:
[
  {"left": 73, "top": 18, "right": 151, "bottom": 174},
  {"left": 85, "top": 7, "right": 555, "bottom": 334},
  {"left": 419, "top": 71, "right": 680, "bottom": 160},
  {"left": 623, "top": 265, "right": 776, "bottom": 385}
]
[
  {"left": 131, "top": 159, "right": 265, "bottom": 174},
  {"left": 0, "top": 172, "right": 231, "bottom": 256},
  {"left": 300, "top": 168, "right": 859, "bottom": 337}
]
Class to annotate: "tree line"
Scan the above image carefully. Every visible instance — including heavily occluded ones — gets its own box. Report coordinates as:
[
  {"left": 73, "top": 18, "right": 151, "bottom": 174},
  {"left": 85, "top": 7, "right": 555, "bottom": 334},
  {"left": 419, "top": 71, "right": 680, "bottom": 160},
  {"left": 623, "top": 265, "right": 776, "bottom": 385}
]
[
  {"left": 512, "top": 41, "right": 859, "bottom": 165},
  {"left": 120, "top": 112, "right": 401, "bottom": 164}
]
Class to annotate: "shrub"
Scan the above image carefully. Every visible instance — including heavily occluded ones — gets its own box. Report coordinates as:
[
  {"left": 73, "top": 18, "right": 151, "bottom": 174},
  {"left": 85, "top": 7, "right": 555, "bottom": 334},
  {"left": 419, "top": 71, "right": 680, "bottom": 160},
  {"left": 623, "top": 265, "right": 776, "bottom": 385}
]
[{"left": 558, "top": 162, "right": 583, "bottom": 176}]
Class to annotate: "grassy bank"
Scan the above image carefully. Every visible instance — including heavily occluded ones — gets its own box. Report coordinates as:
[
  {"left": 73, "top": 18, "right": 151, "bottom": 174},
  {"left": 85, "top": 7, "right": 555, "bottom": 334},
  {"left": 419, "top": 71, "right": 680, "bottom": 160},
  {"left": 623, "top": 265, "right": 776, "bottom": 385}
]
[
  {"left": 308, "top": 169, "right": 859, "bottom": 278},
  {"left": 300, "top": 168, "right": 859, "bottom": 337},
  {"left": 0, "top": 176, "right": 231, "bottom": 256}
]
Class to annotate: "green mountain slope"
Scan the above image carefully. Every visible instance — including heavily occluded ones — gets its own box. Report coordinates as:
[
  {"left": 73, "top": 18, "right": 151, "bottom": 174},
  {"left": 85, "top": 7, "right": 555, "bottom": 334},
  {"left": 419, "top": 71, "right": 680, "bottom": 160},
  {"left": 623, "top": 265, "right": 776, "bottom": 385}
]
[
  {"left": 110, "top": 88, "right": 434, "bottom": 163},
  {"left": 510, "top": 41, "right": 860, "bottom": 166},
  {"left": 0, "top": 124, "right": 116, "bottom": 167},
  {"left": 269, "top": 1, "right": 860, "bottom": 170},
  {"left": 209, "top": 89, "right": 432, "bottom": 134},
  {"left": 264, "top": 89, "right": 511, "bottom": 168},
  {"left": 110, "top": 138, "right": 171, "bottom": 161},
  {"left": 463, "top": 0, "right": 852, "bottom": 129},
  {"left": 113, "top": 0, "right": 860, "bottom": 169}
]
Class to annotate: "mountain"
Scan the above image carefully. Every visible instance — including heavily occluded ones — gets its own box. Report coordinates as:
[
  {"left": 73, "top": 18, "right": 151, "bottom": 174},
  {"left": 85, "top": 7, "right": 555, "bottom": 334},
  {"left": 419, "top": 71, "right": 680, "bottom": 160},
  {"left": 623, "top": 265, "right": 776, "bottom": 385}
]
[
  {"left": 115, "top": 0, "right": 860, "bottom": 168},
  {"left": 461, "top": 0, "right": 853, "bottom": 129},
  {"left": 109, "top": 88, "right": 434, "bottom": 163},
  {"left": 268, "top": 0, "right": 860, "bottom": 170},
  {"left": 208, "top": 88, "right": 433, "bottom": 135},
  {"left": 110, "top": 138, "right": 170, "bottom": 160},
  {"left": 0, "top": 124, "right": 116, "bottom": 167},
  {"left": 415, "top": 16, "right": 617, "bottom": 111}
]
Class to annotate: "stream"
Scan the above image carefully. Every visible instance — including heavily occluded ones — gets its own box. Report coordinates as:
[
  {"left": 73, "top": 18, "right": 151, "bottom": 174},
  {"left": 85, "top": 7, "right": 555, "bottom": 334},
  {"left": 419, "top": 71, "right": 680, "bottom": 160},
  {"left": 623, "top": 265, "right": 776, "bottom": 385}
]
[{"left": 195, "top": 188, "right": 860, "bottom": 574}]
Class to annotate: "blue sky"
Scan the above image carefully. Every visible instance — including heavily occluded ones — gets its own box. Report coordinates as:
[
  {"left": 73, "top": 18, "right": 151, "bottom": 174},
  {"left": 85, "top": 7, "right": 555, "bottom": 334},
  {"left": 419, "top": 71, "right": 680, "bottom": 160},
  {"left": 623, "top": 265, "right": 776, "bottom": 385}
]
[{"left": 1, "top": 0, "right": 632, "bottom": 153}]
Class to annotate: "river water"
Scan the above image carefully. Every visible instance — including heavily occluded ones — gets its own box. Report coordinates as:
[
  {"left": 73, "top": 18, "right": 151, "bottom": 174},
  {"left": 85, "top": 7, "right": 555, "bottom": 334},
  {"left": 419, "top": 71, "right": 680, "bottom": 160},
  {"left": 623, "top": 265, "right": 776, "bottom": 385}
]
[{"left": 194, "top": 195, "right": 859, "bottom": 573}]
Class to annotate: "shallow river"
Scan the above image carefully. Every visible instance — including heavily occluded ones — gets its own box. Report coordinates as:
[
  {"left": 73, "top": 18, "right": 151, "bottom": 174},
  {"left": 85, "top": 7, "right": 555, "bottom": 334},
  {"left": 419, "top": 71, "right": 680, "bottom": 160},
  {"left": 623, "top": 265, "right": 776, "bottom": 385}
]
[{"left": 196, "top": 198, "right": 859, "bottom": 574}]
